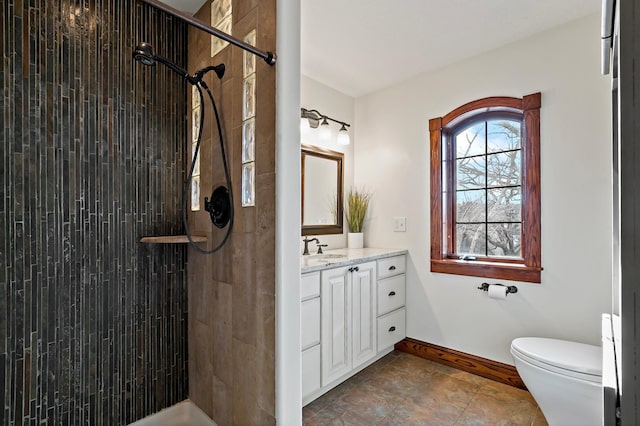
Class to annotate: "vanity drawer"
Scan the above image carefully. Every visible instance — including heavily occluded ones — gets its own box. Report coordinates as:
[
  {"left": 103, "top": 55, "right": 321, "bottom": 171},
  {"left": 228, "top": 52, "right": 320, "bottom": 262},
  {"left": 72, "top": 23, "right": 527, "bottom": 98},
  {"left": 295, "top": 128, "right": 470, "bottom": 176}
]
[
  {"left": 301, "top": 271, "right": 321, "bottom": 301},
  {"left": 377, "top": 275, "right": 406, "bottom": 316},
  {"left": 377, "top": 255, "right": 406, "bottom": 279},
  {"left": 302, "top": 344, "right": 321, "bottom": 401},
  {"left": 377, "top": 308, "right": 406, "bottom": 352},
  {"left": 301, "top": 297, "right": 321, "bottom": 350}
]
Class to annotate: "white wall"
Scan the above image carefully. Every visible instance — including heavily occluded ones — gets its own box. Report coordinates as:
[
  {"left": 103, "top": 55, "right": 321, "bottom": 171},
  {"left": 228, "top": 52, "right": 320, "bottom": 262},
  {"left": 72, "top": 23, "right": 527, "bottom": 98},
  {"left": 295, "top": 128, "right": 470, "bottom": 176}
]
[
  {"left": 354, "top": 14, "right": 612, "bottom": 364},
  {"left": 300, "top": 76, "right": 355, "bottom": 250}
]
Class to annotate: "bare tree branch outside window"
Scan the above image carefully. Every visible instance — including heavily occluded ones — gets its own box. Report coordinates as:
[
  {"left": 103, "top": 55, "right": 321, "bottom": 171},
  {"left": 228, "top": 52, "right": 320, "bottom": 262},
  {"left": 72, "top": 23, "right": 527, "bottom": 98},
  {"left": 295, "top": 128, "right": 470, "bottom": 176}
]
[{"left": 454, "top": 119, "right": 522, "bottom": 257}]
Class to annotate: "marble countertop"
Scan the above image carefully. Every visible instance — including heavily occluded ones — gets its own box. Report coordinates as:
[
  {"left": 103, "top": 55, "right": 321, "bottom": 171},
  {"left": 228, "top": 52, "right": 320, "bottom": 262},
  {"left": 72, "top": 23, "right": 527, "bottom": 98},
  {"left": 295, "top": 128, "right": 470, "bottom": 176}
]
[{"left": 301, "top": 247, "right": 408, "bottom": 273}]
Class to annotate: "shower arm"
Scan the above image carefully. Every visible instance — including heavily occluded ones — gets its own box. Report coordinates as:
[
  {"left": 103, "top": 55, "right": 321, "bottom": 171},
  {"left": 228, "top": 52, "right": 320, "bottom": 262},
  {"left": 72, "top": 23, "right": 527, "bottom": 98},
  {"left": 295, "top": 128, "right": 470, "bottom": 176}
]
[
  {"left": 154, "top": 55, "right": 190, "bottom": 80},
  {"left": 140, "top": 0, "right": 276, "bottom": 66}
]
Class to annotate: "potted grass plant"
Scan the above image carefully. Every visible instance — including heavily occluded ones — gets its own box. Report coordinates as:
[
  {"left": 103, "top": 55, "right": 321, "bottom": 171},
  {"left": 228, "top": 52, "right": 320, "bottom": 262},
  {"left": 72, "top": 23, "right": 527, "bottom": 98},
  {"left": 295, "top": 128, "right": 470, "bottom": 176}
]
[{"left": 345, "top": 187, "right": 371, "bottom": 249}]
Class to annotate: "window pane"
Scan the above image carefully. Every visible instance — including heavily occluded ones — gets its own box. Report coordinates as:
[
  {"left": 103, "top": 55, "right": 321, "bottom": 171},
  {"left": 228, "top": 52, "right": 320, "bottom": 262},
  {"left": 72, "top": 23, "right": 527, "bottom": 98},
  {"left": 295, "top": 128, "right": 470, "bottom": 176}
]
[
  {"left": 456, "top": 122, "right": 485, "bottom": 158},
  {"left": 487, "top": 151, "right": 520, "bottom": 187},
  {"left": 487, "top": 223, "right": 521, "bottom": 257},
  {"left": 442, "top": 176, "right": 449, "bottom": 251},
  {"left": 456, "top": 157, "right": 485, "bottom": 190},
  {"left": 487, "top": 120, "right": 520, "bottom": 153},
  {"left": 456, "top": 224, "right": 486, "bottom": 255},
  {"left": 456, "top": 189, "right": 485, "bottom": 222},
  {"left": 442, "top": 159, "right": 447, "bottom": 192},
  {"left": 487, "top": 187, "right": 521, "bottom": 222}
]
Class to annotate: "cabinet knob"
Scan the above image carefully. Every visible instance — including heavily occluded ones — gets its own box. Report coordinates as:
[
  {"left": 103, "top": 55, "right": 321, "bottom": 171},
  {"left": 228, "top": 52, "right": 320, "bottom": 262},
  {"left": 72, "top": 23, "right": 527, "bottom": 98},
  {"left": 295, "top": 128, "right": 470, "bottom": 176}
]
[
  {"left": 388, "top": 291, "right": 396, "bottom": 296},
  {"left": 388, "top": 265, "right": 396, "bottom": 271},
  {"left": 388, "top": 326, "right": 396, "bottom": 332},
  {"left": 354, "top": 266, "right": 359, "bottom": 272}
]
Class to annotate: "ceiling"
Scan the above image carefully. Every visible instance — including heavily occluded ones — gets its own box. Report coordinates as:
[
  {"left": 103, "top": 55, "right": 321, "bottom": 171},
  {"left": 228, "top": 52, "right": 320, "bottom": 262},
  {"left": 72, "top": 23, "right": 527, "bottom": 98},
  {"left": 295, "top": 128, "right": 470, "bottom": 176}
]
[{"left": 163, "top": 0, "right": 601, "bottom": 97}]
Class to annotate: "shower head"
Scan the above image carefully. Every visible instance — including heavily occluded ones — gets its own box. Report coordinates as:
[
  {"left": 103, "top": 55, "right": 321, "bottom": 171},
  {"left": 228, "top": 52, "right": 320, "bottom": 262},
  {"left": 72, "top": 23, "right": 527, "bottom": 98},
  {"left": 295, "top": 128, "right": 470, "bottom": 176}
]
[
  {"left": 134, "top": 42, "right": 225, "bottom": 84},
  {"left": 133, "top": 42, "right": 156, "bottom": 66},
  {"left": 133, "top": 42, "right": 189, "bottom": 79}
]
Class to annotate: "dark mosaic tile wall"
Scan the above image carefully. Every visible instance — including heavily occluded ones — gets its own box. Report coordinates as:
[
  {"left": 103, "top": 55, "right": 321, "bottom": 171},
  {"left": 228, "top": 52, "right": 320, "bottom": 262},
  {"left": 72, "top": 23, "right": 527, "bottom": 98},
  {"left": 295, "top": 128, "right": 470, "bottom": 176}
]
[{"left": 1, "top": 1, "right": 189, "bottom": 424}]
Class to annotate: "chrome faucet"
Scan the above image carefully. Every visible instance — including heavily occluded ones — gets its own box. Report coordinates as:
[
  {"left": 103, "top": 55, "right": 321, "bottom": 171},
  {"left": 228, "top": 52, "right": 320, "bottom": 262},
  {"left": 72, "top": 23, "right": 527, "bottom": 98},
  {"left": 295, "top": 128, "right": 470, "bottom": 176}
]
[{"left": 302, "top": 236, "right": 319, "bottom": 255}]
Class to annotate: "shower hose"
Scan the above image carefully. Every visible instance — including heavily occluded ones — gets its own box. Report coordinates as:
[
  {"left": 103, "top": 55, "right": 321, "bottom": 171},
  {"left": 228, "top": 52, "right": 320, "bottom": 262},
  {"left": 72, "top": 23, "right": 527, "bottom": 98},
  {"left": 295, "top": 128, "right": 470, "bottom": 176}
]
[{"left": 182, "top": 73, "right": 234, "bottom": 254}]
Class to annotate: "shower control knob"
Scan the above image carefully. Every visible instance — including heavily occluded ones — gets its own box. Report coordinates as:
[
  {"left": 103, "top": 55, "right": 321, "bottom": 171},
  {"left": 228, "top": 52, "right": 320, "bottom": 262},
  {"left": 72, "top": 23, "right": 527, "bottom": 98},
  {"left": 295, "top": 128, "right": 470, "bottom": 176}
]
[{"left": 204, "top": 186, "right": 231, "bottom": 229}]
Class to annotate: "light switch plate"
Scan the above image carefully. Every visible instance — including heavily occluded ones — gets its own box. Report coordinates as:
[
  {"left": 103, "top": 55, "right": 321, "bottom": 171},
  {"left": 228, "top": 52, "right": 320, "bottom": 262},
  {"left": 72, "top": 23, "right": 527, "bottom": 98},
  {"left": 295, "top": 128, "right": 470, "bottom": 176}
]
[{"left": 393, "top": 217, "right": 406, "bottom": 232}]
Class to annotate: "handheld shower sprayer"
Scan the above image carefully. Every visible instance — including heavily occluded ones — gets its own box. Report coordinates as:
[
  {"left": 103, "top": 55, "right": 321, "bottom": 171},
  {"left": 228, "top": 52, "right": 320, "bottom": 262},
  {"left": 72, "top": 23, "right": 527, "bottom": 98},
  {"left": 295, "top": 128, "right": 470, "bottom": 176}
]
[
  {"left": 192, "top": 64, "right": 225, "bottom": 83},
  {"left": 133, "top": 42, "right": 232, "bottom": 254}
]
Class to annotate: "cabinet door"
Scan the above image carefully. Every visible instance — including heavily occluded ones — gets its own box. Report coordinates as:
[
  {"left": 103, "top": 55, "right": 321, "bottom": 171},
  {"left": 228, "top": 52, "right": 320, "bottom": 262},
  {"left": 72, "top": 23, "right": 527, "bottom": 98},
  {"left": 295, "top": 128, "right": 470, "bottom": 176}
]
[
  {"left": 351, "top": 261, "right": 377, "bottom": 369},
  {"left": 321, "top": 266, "right": 351, "bottom": 385}
]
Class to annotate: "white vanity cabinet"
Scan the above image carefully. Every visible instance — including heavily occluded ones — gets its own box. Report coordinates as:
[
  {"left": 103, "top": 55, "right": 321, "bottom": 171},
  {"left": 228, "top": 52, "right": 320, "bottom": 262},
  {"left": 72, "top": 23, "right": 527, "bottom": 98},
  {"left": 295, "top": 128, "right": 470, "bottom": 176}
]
[{"left": 301, "top": 249, "right": 407, "bottom": 405}]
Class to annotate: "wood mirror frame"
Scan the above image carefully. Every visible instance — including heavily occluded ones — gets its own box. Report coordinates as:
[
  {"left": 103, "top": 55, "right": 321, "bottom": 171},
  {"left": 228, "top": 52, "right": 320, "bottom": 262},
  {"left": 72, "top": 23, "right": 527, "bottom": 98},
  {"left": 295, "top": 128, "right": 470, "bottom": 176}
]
[{"left": 301, "top": 145, "right": 344, "bottom": 236}]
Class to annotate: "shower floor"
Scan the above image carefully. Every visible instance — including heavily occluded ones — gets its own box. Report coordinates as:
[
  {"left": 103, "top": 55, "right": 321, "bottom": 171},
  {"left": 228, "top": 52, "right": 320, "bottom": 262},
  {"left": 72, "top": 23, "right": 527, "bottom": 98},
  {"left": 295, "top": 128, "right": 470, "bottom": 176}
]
[{"left": 129, "top": 400, "right": 216, "bottom": 426}]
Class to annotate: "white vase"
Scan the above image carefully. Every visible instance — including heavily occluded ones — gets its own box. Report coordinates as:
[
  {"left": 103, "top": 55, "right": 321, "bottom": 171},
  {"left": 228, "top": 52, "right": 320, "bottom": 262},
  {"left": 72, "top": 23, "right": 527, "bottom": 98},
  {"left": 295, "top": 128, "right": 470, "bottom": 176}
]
[{"left": 347, "top": 232, "right": 364, "bottom": 249}]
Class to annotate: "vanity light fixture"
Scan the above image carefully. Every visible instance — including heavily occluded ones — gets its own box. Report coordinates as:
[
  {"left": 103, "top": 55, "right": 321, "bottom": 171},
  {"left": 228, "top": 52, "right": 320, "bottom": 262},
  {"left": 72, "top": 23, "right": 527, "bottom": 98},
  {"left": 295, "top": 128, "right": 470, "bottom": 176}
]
[
  {"left": 319, "top": 117, "right": 332, "bottom": 140},
  {"left": 300, "top": 116, "right": 312, "bottom": 134},
  {"left": 337, "top": 124, "right": 350, "bottom": 145},
  {"left": 301, "top": 107, "right": 351, "bottom": 145}
]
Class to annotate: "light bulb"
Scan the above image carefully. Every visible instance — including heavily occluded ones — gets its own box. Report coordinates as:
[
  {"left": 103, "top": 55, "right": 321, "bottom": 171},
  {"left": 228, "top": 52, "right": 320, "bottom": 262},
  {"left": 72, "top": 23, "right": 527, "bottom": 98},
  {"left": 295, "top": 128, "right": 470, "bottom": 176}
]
[
  {"left": 300, "top": 118, "right": 311, "bottom": 136},
  {"left": 337, "top": 124, "right": 350, "bottom": 145},
  {"left": 319, "top": 118, "right": 332, "bottom": 140}
]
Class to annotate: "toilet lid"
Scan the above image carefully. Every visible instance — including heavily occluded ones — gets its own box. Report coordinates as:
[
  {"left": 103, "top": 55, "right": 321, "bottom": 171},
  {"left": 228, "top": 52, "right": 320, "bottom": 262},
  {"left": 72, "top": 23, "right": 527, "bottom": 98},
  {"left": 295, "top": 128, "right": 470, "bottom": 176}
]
[{"left": 511, "top": 337, "right": 602, "bottom": 377}]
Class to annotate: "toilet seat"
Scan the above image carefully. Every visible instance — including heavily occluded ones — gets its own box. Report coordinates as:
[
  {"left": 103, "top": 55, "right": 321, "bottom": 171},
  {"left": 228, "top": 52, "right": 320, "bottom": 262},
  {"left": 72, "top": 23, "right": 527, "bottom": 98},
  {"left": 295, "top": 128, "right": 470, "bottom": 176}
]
[{"left": 511, "top": 337, "right": 602, "bottom": 383}]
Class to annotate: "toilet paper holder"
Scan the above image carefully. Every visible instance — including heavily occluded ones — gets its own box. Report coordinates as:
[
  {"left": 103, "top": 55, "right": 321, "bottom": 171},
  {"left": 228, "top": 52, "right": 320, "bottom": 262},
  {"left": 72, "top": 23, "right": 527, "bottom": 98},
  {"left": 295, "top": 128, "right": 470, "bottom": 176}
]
[{"left": 477, "top": 282, "right": 518, "bottom": 295}]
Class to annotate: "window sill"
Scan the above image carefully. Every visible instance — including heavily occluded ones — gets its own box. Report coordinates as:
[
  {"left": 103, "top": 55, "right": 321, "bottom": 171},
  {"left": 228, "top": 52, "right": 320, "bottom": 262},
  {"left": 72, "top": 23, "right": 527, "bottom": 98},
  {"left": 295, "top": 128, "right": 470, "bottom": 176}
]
[{"left": 431, "top": 259, "right": 541, "bottom": 283}]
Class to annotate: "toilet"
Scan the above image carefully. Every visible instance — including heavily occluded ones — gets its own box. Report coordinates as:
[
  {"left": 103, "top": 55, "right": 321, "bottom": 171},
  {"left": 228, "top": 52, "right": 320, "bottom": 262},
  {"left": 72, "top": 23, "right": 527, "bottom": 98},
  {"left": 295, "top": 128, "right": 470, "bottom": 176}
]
[{"left": 511, "top": 337, "right": 602, "bottom": 426}]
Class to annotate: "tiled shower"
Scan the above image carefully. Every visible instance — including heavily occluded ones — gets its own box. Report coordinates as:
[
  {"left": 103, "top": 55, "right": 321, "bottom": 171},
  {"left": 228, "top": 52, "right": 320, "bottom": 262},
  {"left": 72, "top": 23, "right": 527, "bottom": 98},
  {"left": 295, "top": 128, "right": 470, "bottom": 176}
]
[
  {"left": 1, "top": 0, "right": 277, "bottom": 424},
  {"left": 1, "top": 1, "right": 189, "bottom": 424}
]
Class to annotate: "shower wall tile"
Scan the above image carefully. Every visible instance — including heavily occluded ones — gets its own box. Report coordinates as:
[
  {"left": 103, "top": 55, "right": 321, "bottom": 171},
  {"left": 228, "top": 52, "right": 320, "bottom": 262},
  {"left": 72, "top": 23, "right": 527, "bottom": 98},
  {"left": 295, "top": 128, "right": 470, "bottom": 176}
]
[
  {"left": 256, "top": 292, "right": 276, "bottom": 417},
  {"left": 211, "top": 374, "right": 232, "bottom": 422},
  {"left": 211, "top": 281, "right": 233, "bottom": 385},
  {"left": 232, "top": 338, "right": 258, "bottom": 424},
  {"left": 1, "top": 1, "right": 189, "bottom": 424},
  {"left": 187, "top": 0, "right": 276, "bottom": 424}
]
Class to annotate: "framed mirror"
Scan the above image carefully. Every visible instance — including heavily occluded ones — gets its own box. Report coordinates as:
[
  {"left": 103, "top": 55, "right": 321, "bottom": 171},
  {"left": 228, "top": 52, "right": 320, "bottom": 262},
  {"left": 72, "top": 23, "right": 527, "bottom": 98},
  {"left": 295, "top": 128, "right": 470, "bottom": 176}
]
[{"left": 301, "top": 145, "right": 344, "bottom": 235}]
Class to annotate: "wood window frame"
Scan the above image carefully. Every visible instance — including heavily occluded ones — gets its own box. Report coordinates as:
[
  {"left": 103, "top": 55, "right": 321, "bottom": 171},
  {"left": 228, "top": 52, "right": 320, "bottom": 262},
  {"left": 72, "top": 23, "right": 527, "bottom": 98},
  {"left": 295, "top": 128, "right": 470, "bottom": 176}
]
[{"left": 429, "top": 93, "right": 542, "bottom": 283}]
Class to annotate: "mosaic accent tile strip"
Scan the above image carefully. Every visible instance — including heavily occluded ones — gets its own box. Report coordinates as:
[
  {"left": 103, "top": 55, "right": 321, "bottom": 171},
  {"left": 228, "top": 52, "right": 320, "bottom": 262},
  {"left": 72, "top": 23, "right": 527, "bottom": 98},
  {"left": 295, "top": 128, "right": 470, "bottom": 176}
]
[
  {"left": 241, "top": 30, "right": 257, "bottom": 207},
  {"left": 1, "top": 1, "right": 189, "bottom": 424},
  {"left": 191, "top": 92, "right": 202, "bottom": 211},
  {"left": 210, "top": 0, "right": 232, "bottom": 57}
]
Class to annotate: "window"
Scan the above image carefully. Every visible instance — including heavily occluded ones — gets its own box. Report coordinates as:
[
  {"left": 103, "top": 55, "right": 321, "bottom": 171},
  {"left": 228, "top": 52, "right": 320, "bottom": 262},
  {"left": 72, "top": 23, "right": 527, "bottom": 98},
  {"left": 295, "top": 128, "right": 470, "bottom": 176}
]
[{"left": 429, "top": 94, "right": 542, "bottom": 283}]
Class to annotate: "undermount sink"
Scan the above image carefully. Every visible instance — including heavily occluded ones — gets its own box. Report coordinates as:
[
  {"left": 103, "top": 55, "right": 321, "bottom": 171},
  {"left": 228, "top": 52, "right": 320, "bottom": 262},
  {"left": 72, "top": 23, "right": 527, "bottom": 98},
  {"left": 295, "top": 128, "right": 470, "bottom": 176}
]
[
  {"left": 308, "top": 254, "right": 346, "bottom": 259},
  {"left": 303, "top": 253, "right": 348, "bottom": 263}
]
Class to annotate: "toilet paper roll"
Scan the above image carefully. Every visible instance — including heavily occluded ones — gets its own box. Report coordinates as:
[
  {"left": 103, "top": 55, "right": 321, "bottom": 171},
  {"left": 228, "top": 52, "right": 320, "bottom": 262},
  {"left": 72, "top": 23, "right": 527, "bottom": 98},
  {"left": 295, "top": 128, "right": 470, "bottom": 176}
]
[{"left": 488, "top": 284, "right": 508, "bottom": 300}]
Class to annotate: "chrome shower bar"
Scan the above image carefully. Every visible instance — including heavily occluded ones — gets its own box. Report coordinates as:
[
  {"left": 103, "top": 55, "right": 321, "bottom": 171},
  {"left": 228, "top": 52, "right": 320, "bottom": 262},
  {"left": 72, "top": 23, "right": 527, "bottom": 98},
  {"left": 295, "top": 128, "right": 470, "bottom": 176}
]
[{"left": 140, "top": 0, "right": 276, "bottom": 65}]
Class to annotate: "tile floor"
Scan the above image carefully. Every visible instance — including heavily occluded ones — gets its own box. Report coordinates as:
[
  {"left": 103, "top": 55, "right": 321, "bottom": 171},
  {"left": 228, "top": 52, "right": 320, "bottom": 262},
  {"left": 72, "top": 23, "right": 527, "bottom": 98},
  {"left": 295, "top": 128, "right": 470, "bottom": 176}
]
[{"left": 303, "top": 350, "right": 548, "bottom": 426}]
